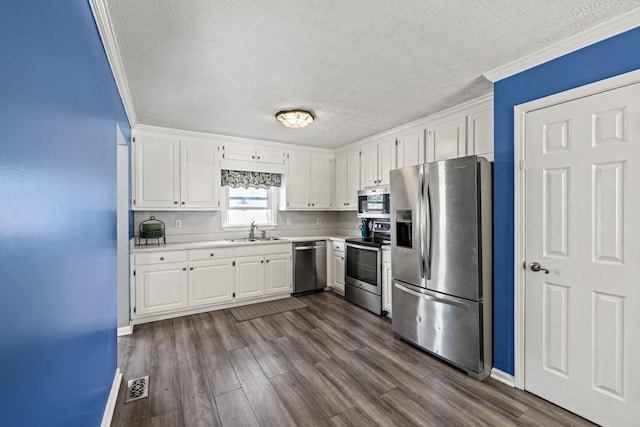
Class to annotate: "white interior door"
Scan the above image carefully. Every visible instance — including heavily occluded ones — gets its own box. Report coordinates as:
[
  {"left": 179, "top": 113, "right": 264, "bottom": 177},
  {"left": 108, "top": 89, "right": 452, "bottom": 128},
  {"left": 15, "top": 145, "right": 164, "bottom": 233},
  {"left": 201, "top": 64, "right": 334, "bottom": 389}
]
[{"left": 524, "top": 82, "right": 640, "bottom": 426}]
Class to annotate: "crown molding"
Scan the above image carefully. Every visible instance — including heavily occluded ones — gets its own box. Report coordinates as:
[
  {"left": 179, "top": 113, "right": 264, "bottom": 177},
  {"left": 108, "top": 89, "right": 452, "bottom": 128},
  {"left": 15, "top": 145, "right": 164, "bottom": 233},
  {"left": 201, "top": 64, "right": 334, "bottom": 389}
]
[
  {"left": 134, "top": 124, "right": 334, "bottom": 154},
  {"left": 484, "top": 8, "right": 640, "bottom": 82},
  {"left": 89, "top": 0, "right": 138, "bottom": 126},
  {"left": 337, "top": 93, "right": 493, "bottom": 152}
]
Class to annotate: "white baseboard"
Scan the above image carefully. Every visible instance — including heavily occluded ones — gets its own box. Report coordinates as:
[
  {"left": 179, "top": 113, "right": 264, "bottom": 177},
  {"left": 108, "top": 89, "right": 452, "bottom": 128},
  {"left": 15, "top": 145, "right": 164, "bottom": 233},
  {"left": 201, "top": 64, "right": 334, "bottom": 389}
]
[
  {"left": 117, "top": 321, "right": 134, "bottom": 336},
  {"left": 101, "top": 368, "right": 122, "bottom": 427},
  {"left": 490, "top": 368, "right": 516, "bottom": 387}
]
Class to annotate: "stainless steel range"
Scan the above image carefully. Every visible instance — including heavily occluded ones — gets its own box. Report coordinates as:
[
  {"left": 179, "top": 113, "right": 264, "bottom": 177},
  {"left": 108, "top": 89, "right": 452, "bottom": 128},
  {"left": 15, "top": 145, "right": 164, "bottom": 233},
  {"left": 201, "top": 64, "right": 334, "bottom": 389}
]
[{"left": 345, "top": 220, "right": 390, "bottom": 315}]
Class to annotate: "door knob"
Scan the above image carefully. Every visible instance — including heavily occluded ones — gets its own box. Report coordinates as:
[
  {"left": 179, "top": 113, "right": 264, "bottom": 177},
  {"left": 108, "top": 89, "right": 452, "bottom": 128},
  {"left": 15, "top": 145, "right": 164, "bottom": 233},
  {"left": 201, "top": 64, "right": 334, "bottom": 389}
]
[{"left": 529, "top": 262, "right": 550, "bottom": 274}]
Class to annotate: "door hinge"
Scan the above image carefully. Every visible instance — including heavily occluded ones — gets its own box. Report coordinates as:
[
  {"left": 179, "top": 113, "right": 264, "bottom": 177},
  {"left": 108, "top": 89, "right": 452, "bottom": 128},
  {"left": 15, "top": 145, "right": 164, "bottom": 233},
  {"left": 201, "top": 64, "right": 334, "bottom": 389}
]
[
  {"left": 133, "top": 307, "right": 136, "bottom": 313},
  {"left": 287, "top": 153, "right": 290, "bottom": 159},
  {"left": 133, "top": 199, "right": 136, "bottom": 206},
  {"left": 233, "top": 292, "right": 236, "bottom": 298},
  {"left": 218, "top": 201, "right": 220, "bottom": 206},
  {"left": 133, "top": 136, "right": 136, "bottom": 143},
  {"left": 222, "top": 153, "right": 225, "bottom": 159},
  {"left": 232, "top": 261, "right": 236, "bottom": 266},
  {"left": 395, "top": 139, "right": 398, "bottom": 146},
  {"left": 133, "top": 269, "right": 136, "bottom": 276},
  {"left": 520, "top": 160, "right": 526, "bottom": 171}
]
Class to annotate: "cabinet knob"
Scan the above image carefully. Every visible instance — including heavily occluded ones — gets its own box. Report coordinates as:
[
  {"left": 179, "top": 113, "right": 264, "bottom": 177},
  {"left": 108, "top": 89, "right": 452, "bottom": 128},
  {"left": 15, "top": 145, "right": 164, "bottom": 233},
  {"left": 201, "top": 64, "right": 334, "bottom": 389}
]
[
  {"left": 174, "top": 201, "right": 178, "bottom": 205},
  {"left": 252, "top": 155, "right": 255, "bottom": 159},
  {"left": 190, "top": 267, "right": 194, "bottom": 270},
  {"left": 160, "top": 257, "right": 165, "bottom": 261},
  {"left": 312, "top": 203, "right": 315, "bottom": 206},
  {"left": 210, "top": 253, "right": 214, "bottom": 257},
  {"left": 341, "top": 257, "right": 344, "bottom": 260},
  {"left": 261, "top": 260, "right": 264, "bottom": 263},
  {"left": 266, "top": 259, "right": 269, "bottom": 263},
  {"left": 307, "top": 203, "right": 310, "bottom": 206},
  {"left": 181, "top": 201, "right": 185, "bottom": 205},
  {"left": 257, "top": 156, "right": 261, "bottom": 159},
  {"left": 182, "top": 267, "right": 187, "bottom": 271}
]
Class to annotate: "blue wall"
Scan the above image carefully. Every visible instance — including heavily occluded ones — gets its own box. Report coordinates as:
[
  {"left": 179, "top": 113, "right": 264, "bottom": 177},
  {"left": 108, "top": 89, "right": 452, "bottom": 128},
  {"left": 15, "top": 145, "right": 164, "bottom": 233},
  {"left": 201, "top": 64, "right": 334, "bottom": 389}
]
[
  {"left": 493, "top": 27, "right": 640, "bottom": 374},
  {"left": 0, "top": 1, "right": 130, "bottom": 425}
]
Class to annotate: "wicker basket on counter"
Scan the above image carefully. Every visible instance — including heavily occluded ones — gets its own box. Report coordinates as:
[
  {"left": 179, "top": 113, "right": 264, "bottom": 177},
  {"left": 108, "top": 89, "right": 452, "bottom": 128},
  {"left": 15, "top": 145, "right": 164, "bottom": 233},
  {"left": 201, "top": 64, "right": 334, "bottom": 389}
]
[{"left": 137, "top": 216, "right": 166, "bottom": 246}]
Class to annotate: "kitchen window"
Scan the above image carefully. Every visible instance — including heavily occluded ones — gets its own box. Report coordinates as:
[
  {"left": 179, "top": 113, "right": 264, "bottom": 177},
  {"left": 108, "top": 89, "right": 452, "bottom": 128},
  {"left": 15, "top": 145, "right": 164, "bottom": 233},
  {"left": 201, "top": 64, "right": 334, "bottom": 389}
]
[{"left": 221, "top": 170, "right": 280, "bottom": 228}]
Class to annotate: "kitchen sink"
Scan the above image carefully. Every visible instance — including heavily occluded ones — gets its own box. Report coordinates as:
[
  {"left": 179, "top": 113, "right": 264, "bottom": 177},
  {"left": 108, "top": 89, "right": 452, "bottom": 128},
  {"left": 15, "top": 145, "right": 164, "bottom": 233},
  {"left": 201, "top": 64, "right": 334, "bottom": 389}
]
[{"left": 227, "top": 237, "right": 282, "bottom": 242}]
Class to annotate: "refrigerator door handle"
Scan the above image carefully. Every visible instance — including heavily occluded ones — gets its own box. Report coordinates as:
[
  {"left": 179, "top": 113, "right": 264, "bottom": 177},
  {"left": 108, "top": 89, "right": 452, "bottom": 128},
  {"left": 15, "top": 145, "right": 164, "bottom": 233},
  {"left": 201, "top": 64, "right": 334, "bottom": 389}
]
[
  {"left": 395, "top": 282, "right": 471, "bottom": 309},
  {"left": 425, "top": 178, "right": 432, "bottom": 280},
  {"left": 419, "top": 175, "right": 427, "bottom": 280}
]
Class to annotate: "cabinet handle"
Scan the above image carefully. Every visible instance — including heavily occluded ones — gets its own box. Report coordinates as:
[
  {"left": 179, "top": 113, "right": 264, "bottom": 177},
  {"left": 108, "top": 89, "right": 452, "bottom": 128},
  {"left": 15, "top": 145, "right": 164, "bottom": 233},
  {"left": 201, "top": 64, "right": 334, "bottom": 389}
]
[
  {"left": 210, "top": 253, "right": 214, "bottom": 257},
  {"left": 160, "top": 257, "right": 165, "bottom": 261},
  {"left": 174, "top": 201, "right": 178, "bottom": 205},
  {"left": 190, "top": 267, "right": 194, "bottom": 270},
  {"left": 182, "top": 267, "right": 187, "bottom": 271}
]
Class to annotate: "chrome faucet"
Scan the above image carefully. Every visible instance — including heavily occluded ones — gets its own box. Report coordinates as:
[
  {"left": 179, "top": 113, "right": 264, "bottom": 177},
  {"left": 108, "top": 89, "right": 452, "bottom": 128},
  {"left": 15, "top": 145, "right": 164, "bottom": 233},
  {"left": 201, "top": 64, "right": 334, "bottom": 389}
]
[{"left": 249, "top": 221, "right": 257, "bottom": 240}]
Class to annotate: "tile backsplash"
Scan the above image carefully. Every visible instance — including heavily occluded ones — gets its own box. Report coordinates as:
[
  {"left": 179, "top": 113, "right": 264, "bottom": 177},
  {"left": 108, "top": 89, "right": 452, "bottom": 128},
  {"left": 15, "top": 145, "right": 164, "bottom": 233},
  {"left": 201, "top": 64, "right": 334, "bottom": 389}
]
[{"left": 134, "top": 210, "right": 354, "bottom": 243}]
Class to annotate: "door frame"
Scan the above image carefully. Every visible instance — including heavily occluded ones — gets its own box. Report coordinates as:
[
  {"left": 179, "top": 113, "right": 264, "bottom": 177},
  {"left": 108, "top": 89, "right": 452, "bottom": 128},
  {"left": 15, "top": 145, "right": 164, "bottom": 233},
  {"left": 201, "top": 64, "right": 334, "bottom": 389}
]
[{"left": 513, "top": 68, "right": 640, "bottom": 389}]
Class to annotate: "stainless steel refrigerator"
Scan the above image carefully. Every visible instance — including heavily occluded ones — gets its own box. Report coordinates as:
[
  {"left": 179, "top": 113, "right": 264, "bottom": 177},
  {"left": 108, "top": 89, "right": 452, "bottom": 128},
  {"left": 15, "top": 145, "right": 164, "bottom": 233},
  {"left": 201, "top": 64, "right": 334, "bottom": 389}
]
[{"left": 390, "top": 155, "right": 492, "bottom": 380}]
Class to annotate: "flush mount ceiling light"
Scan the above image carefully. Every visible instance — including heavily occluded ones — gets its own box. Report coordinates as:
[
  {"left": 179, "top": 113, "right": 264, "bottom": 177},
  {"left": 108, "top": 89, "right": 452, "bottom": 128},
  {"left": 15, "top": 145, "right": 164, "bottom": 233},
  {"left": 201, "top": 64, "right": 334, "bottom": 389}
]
[{"left": 275, "top": 109, "right": 315, "bottom": 129}]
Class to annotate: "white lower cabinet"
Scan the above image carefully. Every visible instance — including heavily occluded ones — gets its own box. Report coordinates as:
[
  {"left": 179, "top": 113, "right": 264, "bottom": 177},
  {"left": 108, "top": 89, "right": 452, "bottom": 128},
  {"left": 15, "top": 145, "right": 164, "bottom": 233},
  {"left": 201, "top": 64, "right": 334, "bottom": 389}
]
[
  {"left": 235, "top": 255, "right": 264, "bottom": 300},
  {"left": 382, "top": 248, "right": 392, "bottom": 316},
  {"left": 132, "top": 243, "right": 292, "bottom": 322},
  {"left": 189, "top": 259, "right": 234, "bottom": 306},
  {"left": 328, "top": 239, "right": 345, "bottom": 294},
  {"left": 135, "top": 263, "right": 188, "bottom": 315}
]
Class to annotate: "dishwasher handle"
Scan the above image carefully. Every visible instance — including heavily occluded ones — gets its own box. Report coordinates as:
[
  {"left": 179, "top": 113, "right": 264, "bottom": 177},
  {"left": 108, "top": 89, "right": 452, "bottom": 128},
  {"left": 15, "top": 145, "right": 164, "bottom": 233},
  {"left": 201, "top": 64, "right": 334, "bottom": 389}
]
[{"left": 294, "top": 245, "right": 324, "bottom": 251}]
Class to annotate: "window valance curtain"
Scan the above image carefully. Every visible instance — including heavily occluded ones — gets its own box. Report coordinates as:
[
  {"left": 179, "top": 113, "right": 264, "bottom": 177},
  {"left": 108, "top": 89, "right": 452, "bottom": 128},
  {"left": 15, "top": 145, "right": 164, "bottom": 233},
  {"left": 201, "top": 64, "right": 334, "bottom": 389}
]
[{"left": 221, "top": 169, "right": 282, "bottom": 189}]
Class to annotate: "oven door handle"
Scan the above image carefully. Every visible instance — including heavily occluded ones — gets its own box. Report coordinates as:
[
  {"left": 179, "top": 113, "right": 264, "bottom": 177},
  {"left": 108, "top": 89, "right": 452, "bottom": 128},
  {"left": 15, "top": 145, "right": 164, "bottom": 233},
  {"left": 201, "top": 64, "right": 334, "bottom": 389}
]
[{"left": 346, "top": 243, "right": 381, "bottom": 252}]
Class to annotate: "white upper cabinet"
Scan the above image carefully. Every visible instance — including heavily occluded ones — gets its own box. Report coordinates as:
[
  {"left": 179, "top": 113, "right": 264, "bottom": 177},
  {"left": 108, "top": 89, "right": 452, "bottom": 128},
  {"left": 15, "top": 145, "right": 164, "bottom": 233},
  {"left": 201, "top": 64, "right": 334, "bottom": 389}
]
[
  {"left": 334, "top": 149, "right": 360, "bottom": 210},
  {"left": 467, "top": 106, "right": 494, "bottom": 159},
  {"left": 282, "top": 150, "right": 332, "bottom": 210},
  {"left": 427, "top": 116, "right": 467, "bottom": 162},
  {"left": 134, "top": 136, "right": 219, "bottom": 210},
  {"left": 396, "top": 127, "right": 426, "bottom": 168},
  {"left": 361, "top": 139, "right": 396, "bottom": 188},
  {"left": 222, "top": 143, "right": 285, "bottom": 165},
  {"left": 180, "top": 140, "right": 219, "bottom": 209}
]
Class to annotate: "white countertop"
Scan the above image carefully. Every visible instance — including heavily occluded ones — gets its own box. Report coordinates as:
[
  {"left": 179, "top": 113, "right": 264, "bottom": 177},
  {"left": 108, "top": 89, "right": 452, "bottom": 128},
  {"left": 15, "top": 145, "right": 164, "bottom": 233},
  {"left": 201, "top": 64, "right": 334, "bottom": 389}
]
[{"left": 131, "top": 234, "right": 355, "bottom": 253}]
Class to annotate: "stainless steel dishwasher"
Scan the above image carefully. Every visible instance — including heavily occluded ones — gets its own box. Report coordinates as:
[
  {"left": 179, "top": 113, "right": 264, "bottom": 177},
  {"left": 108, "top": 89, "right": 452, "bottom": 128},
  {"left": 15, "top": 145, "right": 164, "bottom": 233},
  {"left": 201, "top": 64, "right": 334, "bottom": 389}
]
[{"left": 293, "top": 240, "right": 327, "bottom": 295}]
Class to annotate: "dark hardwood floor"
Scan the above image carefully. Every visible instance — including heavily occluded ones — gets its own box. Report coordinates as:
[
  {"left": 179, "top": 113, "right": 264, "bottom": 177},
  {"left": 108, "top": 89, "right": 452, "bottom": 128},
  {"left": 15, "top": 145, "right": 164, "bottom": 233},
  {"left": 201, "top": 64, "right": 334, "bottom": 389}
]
[{"left": 112, "top": 291, "right": 594, "bottom": 426}]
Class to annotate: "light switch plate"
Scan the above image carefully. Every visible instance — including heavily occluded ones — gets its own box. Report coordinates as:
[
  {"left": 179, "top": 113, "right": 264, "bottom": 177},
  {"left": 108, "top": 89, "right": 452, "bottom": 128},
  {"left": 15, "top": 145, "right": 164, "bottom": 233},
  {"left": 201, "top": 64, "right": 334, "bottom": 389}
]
[{"left": 175, "top": 219, "right": 182, "bottom": 228}]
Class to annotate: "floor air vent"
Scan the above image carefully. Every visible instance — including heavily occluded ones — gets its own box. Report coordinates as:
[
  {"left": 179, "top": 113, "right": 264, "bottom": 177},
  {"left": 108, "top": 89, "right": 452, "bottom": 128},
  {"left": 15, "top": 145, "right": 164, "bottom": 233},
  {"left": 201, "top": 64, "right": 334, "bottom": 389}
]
[{"left": 124, "top": 375, "right": 149, "bottom": 403}]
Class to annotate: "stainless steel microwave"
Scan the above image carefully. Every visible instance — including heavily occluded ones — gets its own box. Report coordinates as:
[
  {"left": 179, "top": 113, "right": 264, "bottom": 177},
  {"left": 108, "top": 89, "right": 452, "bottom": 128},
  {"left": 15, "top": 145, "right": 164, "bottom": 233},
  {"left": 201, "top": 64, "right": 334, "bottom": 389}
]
[{"left": 357, "top": 187, "right": 390, "bottom": 219}]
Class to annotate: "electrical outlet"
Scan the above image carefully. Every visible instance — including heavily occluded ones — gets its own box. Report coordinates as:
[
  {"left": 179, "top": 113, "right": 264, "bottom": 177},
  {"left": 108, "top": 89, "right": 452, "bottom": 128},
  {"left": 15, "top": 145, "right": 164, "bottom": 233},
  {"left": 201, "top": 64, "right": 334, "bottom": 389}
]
[
  {"left": 286, "top": 218, "right": 292, "bottom": 226},
  {"left": 175, "top": 219, "right": 182, "bottom": 228},
  {"left": 316, "top": 217, "right": 321, "bottom": 225}
]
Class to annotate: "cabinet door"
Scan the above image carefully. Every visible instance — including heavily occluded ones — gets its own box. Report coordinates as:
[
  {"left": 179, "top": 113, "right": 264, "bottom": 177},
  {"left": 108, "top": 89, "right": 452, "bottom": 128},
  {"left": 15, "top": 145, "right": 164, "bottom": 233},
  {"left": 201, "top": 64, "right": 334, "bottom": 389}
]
[
  {"left": 223, "top": 143, "right": 256, "bottom": 162},
  {"left": 429, "top": 117, "right": 466, "bottom": 162},
  {"left": 467, "top": 109, "right": 493, "bottom": 157},
  {"left": 235, "top": 256, "right": 264, "bottom": 300},
  {"left": 396, "top": 128, "right": 425, "bottom": 168},
  {"left": 310, "top": 154, "right": 332, "bottom": 209},
  {"left": 134, "top": 137, "right": 180, "bottom": 209},
  {"left": 135, "top": 263, "right": 188, "bottom": 315},
  {"left": 360, "top": 144, "right": 378, "bottom": 188},
  {"left": 377, "top": 139, "right": 396, "bottom": 187},
  {"left": 332, "top": 252, "right": 345, "bottom": 292},
  {"left": 286, "top": 151, "right": 311, "bottom": 209},
  {"left": 188, "top": 259, "right": 234, "bottom": 306},
  {"left": 264, "top": 253, "right": 291, "bottom": 295},
  {"left": 346, "top": 149, "right": 360, "bottom": 208},
  {"left": 334, "top": 152, "right": 348, "bottom": 209},
  {"left": 256, "top": 148, "right": 285, "bottom": 165},
  {"left": 382, "top": 253, "right": 393, "bottom": 315},
  {"left": 180, "top": 140, "right": 219, "bottom": 209}
]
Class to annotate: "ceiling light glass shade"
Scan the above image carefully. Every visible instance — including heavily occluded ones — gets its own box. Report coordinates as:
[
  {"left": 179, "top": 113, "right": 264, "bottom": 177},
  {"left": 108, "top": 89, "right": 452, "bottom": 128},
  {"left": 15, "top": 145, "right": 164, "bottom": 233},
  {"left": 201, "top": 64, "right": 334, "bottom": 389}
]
[{"left": 275, "top": 109, "right": 315, "bottom": 128}]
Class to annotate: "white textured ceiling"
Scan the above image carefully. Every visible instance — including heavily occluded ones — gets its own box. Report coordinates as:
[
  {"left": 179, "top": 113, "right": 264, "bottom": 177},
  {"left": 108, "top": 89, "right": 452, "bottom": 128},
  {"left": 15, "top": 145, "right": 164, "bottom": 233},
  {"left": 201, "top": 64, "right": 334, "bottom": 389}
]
[{"left": 107, "top": 0, "right": 640, "bottom": 148}]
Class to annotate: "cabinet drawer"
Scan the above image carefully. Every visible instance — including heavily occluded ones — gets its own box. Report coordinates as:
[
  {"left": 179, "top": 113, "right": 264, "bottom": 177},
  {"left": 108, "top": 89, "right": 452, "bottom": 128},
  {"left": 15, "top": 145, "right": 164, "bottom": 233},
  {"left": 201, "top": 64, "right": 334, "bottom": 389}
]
[
  {"left": 189, "top": 248, "right": 234, "bottom": 261},
  {"left": 331, "top": 240, "right": 345, "bottom": 253},
  {"left": 135, "top": 251, "right": 187, "bottom": 266},
  {"left": 235, "top": 243, "right": 292, "bottom": 257}
]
